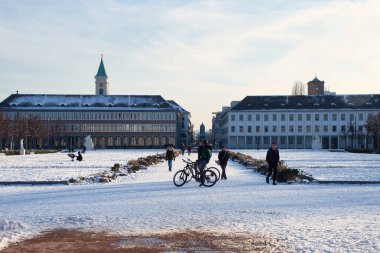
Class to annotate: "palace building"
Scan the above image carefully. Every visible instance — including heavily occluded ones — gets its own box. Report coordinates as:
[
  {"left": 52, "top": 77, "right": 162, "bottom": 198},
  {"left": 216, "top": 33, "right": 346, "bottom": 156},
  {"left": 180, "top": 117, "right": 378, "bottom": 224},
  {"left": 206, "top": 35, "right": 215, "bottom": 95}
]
[
  {"left": 213, "top": 78, "right": 380, "bottom": 150},
  {"left": 0, "top": 57, "right": 193, "bottom": 149}
]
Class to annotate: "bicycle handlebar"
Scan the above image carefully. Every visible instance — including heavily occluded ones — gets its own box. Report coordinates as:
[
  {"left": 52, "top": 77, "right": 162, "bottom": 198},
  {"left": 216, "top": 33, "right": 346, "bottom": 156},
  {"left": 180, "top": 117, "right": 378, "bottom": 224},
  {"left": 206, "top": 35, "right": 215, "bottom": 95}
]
[{"left": 182, "top": 158, "right": 195, "bottom": 164}]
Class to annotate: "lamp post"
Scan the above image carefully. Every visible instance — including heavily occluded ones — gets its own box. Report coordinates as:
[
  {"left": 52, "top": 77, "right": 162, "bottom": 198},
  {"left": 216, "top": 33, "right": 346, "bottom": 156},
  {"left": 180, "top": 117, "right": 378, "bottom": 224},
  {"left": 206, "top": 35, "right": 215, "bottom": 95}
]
[
  {"left": 354, "top": 115, "right": 357, "bottom": 149},
  {"left": 47, "top": 118, "right": 50, "bottom": 149},
  {"left": 377, "top": 115, "right": 379, "bottom": 153},
  {"left": 25, "top": 117, "right": 28, "bottom": 151}
]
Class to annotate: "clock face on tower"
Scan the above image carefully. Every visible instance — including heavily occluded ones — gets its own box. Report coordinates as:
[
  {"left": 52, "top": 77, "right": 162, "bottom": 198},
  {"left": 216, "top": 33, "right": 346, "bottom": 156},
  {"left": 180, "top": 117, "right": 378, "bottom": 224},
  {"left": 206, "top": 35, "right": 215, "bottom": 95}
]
[{"left": 99, "top": 83, "right": 103, "bottom": 87}]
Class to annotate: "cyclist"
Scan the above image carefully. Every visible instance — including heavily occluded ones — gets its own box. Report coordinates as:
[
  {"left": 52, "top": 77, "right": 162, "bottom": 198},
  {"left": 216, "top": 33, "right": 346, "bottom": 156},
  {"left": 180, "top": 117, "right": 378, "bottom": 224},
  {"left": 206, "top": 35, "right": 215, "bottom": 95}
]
[{"left": 195, "top": 139, "right": 212, "bottom": 186}]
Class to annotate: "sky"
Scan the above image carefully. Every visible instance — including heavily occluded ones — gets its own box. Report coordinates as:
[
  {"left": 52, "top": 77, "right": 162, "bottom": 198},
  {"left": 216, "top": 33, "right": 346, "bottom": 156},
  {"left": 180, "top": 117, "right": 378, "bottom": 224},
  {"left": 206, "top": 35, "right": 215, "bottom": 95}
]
[{"left": 0, "top": 0, "right": 380, "bottom": 129}]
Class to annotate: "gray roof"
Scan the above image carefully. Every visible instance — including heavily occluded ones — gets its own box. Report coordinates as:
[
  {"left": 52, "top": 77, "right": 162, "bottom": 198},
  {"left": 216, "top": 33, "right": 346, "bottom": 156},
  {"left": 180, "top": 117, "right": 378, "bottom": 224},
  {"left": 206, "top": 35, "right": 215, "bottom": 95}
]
[
  {"left": 0, "top": 94, "right": 176, "bottom": 110},
  {"left": 231, "top": 95, "right": 380, "bottom": 111}
]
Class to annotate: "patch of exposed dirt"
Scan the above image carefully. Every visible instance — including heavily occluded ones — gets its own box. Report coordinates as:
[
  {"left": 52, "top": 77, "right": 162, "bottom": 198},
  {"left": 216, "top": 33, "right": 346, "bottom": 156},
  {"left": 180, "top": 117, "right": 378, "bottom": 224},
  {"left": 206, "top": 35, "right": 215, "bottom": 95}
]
[{"left": 1, "top": 229, "right": 286, "bottom": 253}]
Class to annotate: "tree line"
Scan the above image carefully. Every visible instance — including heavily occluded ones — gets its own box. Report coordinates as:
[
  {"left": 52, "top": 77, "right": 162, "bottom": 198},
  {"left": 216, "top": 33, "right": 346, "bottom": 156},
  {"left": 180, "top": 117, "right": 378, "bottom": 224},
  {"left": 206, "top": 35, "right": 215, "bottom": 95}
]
[{"left": 0, "top": 112, "right": 65, "bottom": 150}]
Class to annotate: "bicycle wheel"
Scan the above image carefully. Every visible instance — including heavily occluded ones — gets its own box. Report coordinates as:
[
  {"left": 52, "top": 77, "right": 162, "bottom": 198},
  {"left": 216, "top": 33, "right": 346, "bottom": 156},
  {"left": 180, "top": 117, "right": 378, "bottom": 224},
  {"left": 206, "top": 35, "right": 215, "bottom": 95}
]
[
  {"left": 201, "top": 169, "right": 217, "bottom": 187},
  {"left": 207, "top": 167, "right": 221, "bottom": 181},
  {"left": 173, "top": 170, "right": 188, "bottom": 187},
  {"left": 185, "top": 167, "right": 192, "bottom": 183}
]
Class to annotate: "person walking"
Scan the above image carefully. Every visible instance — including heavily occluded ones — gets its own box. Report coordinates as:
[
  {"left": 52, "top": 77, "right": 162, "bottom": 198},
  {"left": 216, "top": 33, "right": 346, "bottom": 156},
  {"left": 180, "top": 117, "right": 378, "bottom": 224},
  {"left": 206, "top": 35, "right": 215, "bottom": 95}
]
[
  {"left": 218, "top": 146, "right": 230, "bottom": 180},
  {"left": 266, "top": 143, "right": 280, "bottom": 185},
  {"left": 165, "top": 144, "right": 175, "bottom": 172},
  {"left": 187, "top": 145, "right": 192, "bottom": 156},
  {"left": 180, "top": 143, "right": 186, "bottom": 156}
]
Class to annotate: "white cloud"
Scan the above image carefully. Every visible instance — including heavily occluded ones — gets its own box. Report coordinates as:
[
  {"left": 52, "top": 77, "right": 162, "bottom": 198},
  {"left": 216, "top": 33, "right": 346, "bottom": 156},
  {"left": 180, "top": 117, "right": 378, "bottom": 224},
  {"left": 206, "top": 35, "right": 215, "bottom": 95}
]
[{"left": 0, "top": 0, "right": 380, "bottom": 128}]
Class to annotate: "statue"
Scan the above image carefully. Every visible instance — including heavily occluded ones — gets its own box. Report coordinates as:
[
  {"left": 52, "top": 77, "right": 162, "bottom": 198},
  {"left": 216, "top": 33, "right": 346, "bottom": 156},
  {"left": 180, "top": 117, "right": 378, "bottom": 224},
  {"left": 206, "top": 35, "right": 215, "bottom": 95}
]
[
  {"left": 83, "top": 135, "right": 94, "bottom": 151},
  {"left": 312, "top": 134, "right": 322, "bottom": 150},
  {"left": 20, "top": 139, "right": 26, "bottom": 155}
]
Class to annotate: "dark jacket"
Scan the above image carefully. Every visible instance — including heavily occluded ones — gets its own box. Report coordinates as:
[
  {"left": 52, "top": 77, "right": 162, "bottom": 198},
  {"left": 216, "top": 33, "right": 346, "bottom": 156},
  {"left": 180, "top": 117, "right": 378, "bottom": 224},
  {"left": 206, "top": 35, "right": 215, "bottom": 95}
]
[
  {"left": 197, "top": 145, "right": 204, "bottom": 160},
  {"left": 200, "top": 146, "right": 212, "bottom": 163},
  {"left": 165, "top": 148, "right": 175, "bottom": 161},
  {"left": 218, "top": 150, "right": 229, "bottom": 165},
  {"left": 76, "top": 152, "right": 83, "bottom": 161},
  {"left": 266, "top": 148, "right": 279, "bottom": 165}
]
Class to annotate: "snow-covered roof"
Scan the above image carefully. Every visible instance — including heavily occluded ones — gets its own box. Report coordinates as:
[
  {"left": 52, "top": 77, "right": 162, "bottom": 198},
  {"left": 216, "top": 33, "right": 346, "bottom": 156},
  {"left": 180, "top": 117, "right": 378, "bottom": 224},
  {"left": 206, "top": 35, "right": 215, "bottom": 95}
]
[
  {"left": 0, "top": 94, "right": 178, "bottom": 110},
  {"left": 231, "top": 94, "right": 380, "bottom": 111},
  {"left": 167, "top": 100, "right": 189, "bottom": 113}
]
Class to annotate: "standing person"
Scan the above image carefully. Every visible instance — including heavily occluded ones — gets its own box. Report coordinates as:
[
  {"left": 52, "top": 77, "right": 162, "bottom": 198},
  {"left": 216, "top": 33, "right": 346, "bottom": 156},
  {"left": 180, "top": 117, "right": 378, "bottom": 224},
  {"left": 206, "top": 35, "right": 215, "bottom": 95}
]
[
  {"left": 76, "top": 151, "right": 83, "bottom": 161},
  {"left": 218, "top": 146, "right": 230, "bottom": 180},
  {"left": 266, "top": 143, "right": 280, "bottom": 185},
  {"left": 165, "top": 144, "right": 175, "bottom": 172},
  {"left": 195, "top": 139, "right": 212, "bottom": 186},
  {"left": 187, "top": 145, "right": 192, "bottom": 156},
  {"left": 180, "top": 143, "right": 186, "bottom": 156}
]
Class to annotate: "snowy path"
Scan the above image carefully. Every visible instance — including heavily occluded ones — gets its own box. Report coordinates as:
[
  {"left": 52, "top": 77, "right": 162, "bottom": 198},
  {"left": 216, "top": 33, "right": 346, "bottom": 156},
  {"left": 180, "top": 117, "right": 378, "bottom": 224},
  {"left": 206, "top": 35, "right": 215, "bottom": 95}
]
[{"left": 1, "top": 151, "right": 379, "bottom": 252}]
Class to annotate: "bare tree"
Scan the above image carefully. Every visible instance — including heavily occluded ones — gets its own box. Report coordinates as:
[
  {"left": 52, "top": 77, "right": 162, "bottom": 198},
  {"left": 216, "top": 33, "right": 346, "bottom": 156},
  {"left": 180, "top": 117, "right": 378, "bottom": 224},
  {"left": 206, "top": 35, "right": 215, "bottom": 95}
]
[
  {"left": 27, "top": 115, "right": 44, "bottom": 148},
  {"left": 0, "top": 113, "right": 8, "bottom": 149},
  {"left": 365, "top": 113, "right": 380, "bottom": 151},
  {"left": 291, "top": 81, "right": 306, "bottom": 95}
]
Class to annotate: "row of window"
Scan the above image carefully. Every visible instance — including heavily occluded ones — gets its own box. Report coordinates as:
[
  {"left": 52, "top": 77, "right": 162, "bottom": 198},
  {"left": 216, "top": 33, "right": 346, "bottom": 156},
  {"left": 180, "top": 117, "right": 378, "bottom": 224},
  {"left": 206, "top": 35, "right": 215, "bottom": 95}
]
[
  {"left": 53, "top": 136, "right": 176, "bottom": 147},
  {"left": 6, "top": 111, "right": 176, "bottom": 121},
  {"left": 231, "top": 125, "right": 365, "bottom": 134},
  {"left": 92, "top": 136, "right": 176, "bottom": 146},
  {"left": 230, "top": 112, "right": 366, "bottom": 122},
  {"left": 66, "top": 124, "right": 177, "bottom": 133}
]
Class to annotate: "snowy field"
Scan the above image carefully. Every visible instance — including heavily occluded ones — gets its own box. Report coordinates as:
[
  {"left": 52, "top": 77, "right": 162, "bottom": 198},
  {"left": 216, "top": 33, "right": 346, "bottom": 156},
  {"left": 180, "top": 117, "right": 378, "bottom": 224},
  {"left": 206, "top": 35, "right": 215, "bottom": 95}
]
[
  {"left": 238, "top": 149, "right": 380, "bottom": 181},
  {"left": 0, "top": 150, "right": 163, "bottom": 182},
  {"left": 0, "top": 150, "right": 379, "bottom": 252}
]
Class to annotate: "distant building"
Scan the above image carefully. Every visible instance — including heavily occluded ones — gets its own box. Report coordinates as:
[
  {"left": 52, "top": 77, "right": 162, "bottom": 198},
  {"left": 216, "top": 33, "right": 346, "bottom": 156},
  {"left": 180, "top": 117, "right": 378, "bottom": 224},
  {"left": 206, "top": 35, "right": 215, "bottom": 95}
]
[
  {"left": 0, "top": 57, "right": 192, "bottom": 149},
  {"left": 307, "top": 76, "right": 325, "bottom": 95},
  {"left": 199, "top": 123, "right": 206, "bottom": 142},
  {"left": 215, "top": 94, "right": 380, "bottom": 150}
]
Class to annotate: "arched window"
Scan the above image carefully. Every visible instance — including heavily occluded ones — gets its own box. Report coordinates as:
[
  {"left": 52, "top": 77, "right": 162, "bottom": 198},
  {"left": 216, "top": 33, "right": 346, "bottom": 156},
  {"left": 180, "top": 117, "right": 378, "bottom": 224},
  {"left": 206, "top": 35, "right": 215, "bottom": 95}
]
[
  {"left": 137, "top": 136, "right": 144, "bottom": 146},
  {"left": 123, "top": 137, "right": 128, "bottom": 146},
  {"left": 161, "top": 137, "right": 167, "bottom": 146},
  {"left": 130, "top": 137, "right": 136, "bottom": 146},
  {"left": 99, "top": 88, "right": 103, "bottom": 95},
  {"left": 153, "top": 137, "right": 159, "bottom": 146},
  {"left": 146, "top": 137, "right": 152, "bottom": 146}
]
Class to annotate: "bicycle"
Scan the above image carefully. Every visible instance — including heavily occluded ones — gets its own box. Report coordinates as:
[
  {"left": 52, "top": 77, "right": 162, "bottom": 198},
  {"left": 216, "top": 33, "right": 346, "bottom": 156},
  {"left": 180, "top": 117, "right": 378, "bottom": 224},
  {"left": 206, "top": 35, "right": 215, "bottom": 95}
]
[
  {"left": 173, "top": 159, "right": 218, "bottom": 187},
  {"left": 183, "top": 158, "right": 221, "bottom": 182}
]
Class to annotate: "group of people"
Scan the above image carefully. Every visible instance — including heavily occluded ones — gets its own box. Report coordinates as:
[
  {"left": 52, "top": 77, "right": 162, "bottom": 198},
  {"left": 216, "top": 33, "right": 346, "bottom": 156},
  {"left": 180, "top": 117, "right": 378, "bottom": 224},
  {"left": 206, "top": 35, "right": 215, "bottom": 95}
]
[
  {"left": 180, "top": 143, "right": 192, "bottom": 156},
  {"left": 166, "top": 141, "right": 281, "bottom": 186},
  {"left": 165, "top": 140, "right": 230, "bottom": 185}
]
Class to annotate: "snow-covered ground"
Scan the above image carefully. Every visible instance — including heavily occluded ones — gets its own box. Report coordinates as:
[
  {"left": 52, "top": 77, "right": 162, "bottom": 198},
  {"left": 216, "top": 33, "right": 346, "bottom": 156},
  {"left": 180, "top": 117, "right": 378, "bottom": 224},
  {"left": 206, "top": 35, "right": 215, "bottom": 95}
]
[
  {"left": 0, "top": 150, "right": 163, "bottom": 182},
  {"left": 238, "top": 149, "right": 380, "bottom": 181},
  {"left": 1, "top": 150, "right": 379, "bottom": 252}
]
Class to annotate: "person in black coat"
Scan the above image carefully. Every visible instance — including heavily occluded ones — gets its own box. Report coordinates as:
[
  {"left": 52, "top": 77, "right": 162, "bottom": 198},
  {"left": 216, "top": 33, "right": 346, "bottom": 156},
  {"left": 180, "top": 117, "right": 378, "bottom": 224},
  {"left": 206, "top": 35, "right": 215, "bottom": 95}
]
[
  {"left": 165, "top": 144, "right": 175, "bottom": 171},
  {"left": 218, "top": 146, "right": 230, "bottom": 180},
  {"left": 76, "top": 151, "right": 83, "bottom": 161},
  {"left": 266, "top": 143, "right": 279, "bottom": 185}
]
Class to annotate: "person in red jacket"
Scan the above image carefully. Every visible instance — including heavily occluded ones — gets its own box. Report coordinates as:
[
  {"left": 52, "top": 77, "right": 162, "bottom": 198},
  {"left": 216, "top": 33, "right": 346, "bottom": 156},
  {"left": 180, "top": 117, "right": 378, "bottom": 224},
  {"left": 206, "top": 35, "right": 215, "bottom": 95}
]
[{"left": 187, "top": 145, "right": 192, "bottom": 156}]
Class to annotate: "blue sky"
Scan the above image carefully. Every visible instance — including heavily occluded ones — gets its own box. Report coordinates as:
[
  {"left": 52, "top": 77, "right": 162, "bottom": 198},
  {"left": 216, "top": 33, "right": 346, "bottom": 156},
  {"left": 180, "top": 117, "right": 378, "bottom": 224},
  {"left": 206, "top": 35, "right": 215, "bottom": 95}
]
[{"left": 1, "top": 0, "right": 380, "bottom": 128}]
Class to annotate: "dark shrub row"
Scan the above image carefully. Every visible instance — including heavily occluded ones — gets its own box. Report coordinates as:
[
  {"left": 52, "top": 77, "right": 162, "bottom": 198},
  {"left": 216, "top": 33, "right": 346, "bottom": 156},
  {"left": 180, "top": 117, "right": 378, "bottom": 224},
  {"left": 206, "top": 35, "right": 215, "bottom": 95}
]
[{"left": 229, "top": 152, "right": 315, "bottom": 183}]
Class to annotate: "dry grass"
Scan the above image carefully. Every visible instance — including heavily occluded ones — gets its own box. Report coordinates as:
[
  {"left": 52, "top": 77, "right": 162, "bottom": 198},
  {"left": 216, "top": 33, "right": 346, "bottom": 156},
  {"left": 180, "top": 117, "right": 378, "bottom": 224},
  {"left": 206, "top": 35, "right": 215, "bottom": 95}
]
[{"left": 1, "top": 229, "right": 287, "bottom": 253}]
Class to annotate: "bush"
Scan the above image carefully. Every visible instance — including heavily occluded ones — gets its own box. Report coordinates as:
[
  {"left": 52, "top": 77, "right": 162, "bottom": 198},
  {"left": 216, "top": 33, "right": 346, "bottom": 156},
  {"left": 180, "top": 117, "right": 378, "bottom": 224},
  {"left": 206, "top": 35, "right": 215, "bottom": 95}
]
[
  {"left": 34, "top": 149, "right": 61, "bottom": 154},
  {"left": 111, "top": 163, "right": 121, "bottom": 172},
  {"left": 277, "top": 169, "right": 300, "bottom": 182},
  {"left": 127, "top": 160, "right": 140, "bottom": 172}
]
